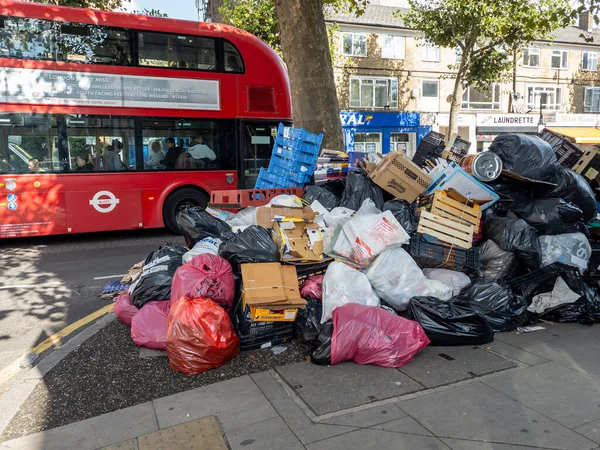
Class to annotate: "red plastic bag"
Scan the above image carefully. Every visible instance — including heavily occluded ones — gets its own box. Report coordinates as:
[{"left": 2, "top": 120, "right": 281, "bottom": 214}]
[
  {"left": 331, "top": 304, "right": 429, "bottom": 368},
  {"left": 300, "top": 275, "right": 324, "bottom": 300},
  {"left": 115, "top": 293, "right": 138, "bottom": 327},
  {"left": 166, "top": 297, "right": 240, "bottom": 375},
  {"left": 170, "top": 254, "right": 235, "bottom": 313},
  {"left": 131, "top": 301, "right": 170, "bottom": 350}
]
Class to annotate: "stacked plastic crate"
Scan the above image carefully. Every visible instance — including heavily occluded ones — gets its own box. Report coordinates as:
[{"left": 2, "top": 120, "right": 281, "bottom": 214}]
[{"left": 255, "top": 124, "right": 323, "bottom": 189}]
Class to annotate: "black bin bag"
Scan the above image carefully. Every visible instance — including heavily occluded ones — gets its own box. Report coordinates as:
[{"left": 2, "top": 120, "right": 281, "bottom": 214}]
[
  {"left": 218, "top": 225, "right": 279, "bottom": 274},
  {"left": 488, "top": 134, "right": 557, "bottom": 181},
  {"left": 131, "top": 245, "right": 188, "bottom": 308},
  {"left": 383, "top": 199, "right": 419, "bottom": 235},
  {"left": 543, "top": 283, "right": 600, "bottom": 325},
  {"left": 176, "top": 206, "right": 235, "bottom": 247},
  {"left": 478, "top": 240, "right": 519, "bottom": 281},
  {"left": 339, "top": 168, "right": 384, "bottom": 211},
  {"left": 294, "top": 299, "right": 323, "bottom": 344},
  {"left": 509, "top": 198, "right": 585, "bottom": 235},
  {"left": 542, "top": 168, "right": 597, "bottom": 223},
  {"left": 484, "top": 215, "right": 542, "bottom": 270},
  {"left": 458, "top": 280, "right": 528, "bottom": 332},
  {"left": 303, "top": 186, "right": 340, "bottom": 211},
  {"left": 311, "top": 320, "right": 333, "bottom": 365},
  {"left": 407, "top": 297, "right": 494, "bottom": 346}
]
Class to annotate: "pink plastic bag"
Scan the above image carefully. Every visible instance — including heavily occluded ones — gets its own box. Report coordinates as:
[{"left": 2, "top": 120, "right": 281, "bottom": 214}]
[
  {"left": 300, "top": 275, "right": 324, "bottom": 300},
  {"left": 131, "top": 301, "right": 170, "bottom": 350},
  {"left": 115, "top": 293, "right": 138, "bottom": 327},
  {"left": 331, "top": 304, "right": 430, "bottom": 368},
  {"left": 170, "top": 254, "right": 235, "bottom": 313}
]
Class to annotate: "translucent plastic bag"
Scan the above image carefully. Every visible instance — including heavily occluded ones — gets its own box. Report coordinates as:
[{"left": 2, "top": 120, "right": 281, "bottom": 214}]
[
  {"left": 131, "top": 301, "right": 170, "bottom": 350},
  {"left": 323, "top": 207, "right": 355, "bottom": 227},
  {"left": 166, "top": 297, "right": 240, "bottom": 375},
  {"left": 182, "top": 237, "right": 221, "bottom": 264},
  {"left": 321, "top": 262, "right": 379, "bottom": 324},
  {"left": 331, "top": 304, "right": 430, "bottom": 367},
  {"left": 115, "top": 293, "right": 138, "bottom": 327},
  {"left": 422, "top": 269, "right": 471, "bottom": 297},
  {"left": 266, "top": 195, "right": 302, "bottom": 207},
  {"left": 539, "top": 233, "right": 591, "bottom": 272},
  {"left": 170, "top": 254, "right": 235, "bottom": 313},
  {"left": 365, "top": 248, "right": 430, "bottom": 311}
]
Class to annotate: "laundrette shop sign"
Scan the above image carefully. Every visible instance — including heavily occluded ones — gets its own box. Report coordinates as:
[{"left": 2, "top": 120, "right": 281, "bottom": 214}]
[{"left": 476, "top": 114, "right": 537, "bottom": 128}]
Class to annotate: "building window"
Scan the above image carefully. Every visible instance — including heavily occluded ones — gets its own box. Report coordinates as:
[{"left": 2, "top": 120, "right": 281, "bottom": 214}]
[
  {"left": 584, "top": 87, "right": 600, "bottom": 112},
  {"left": 522, "top": 47, "right": 540, "bottom": 67},
  {"left": 551, "top": 50, "right": 568, "bottom": 69},
  {"left": 462, "top": 84, "right": 501, "bottom": 110},
  {"left": 422, "top": 80, "right": 439, "bottom": 98},
  {"left": 527, "top": 85, "right": 562, "bottom": 110},
  {"left": 342, "top": 32, "right": 367, "bottom": 57},
  {"left": 422, "top": 42, "right": 439, "bottom": 62},
  {"left": 138, "top": 32, "right": 216, "bottom": 70},
  {"left": 380, "top": 35, "right": 405, "bottom": 60},
  {"left": 583, "top": 52, "right": 598, "bottom": 72},
  {"left": 349, "top": 76, "right": 398, "bottom": 108},
  {"left": 353, "top": 132, "right": 381, "bottom": 154}
]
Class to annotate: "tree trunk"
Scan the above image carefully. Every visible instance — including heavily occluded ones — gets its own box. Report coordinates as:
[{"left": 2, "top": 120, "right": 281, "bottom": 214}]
[
  {"left": 444, "top": 71, "right": 466, "bottom": 152},
  {"left": 274, "top": 0, "right": 344, "bottom": 150}
]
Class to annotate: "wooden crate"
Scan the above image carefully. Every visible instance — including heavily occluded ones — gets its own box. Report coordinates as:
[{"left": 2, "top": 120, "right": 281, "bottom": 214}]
[
  {"left": 423, "top": 191, "right": 481, "bottom": 229},
  {"left": 417, "top": 210, "right": 475, "bottom": 249}
]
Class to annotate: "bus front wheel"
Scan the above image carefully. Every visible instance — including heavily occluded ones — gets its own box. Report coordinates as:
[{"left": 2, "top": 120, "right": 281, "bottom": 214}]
[{"left": 163, "top": 187, "right": 209, "bottom": 234}]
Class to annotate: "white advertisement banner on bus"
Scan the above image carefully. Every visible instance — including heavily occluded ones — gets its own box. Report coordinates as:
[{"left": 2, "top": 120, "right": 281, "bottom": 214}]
[{"left": 0, "top": 68, "right": 220, "bottom": 110}]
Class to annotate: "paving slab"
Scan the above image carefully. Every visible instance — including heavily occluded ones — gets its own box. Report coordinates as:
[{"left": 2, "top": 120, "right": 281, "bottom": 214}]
[
  {"left": 225, "top": 417, "right": 304, "bottom": 450},
  {"left": 483, "top": 361, "right": 600, "bottom": 429},
  {"left": 320, "top": 404, "right": 406, "bottom": 428},
  {"left": 152, "top": 376, "right": 278, "bottom": 432},
  {"left": 138, "top": 416, "right": 228, "bottom": 450},
  {"left": 306, "top": 428, "right": 450, "bottom": 450},
  {"left": 2, "top": 401, "right": 158, "bottom": 450},
  {"left": 485, "top": 340, "right": 550, "bottom": 366},
  {"left": 576, "top": 419, "right": 600, "bottom": 445},
  {"left": 370, "top": 416, "right": 433, "bottom": 436},
  {"left": 441, "top": 437, "right": 555, "bottom": 450},
  {"left": 250, "top": 371, "right": 356, "bottom": 445},
  {"left": 399, "top": 382, "right": 597, "bottom": 450},
  {"left": 276, "top": 362, "right": 424, "bottom": 415},
  {"left": 399, "top": 346, "right": 515, "bottom": 388}
]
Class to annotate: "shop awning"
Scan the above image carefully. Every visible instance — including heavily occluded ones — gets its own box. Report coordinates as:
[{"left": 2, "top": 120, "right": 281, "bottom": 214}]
[{"left": 547, "top": 127, "right": 600, "bottom": 144}]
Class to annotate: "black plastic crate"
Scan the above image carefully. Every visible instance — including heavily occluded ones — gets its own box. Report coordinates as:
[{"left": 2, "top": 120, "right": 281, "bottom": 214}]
[
  {"left": 585, "top": 241, "right": 600, "bottom": 279},
  {"left": 408, "top": 233, "right": 480, "bottom": 271},
  {"left": 295, "top": 260, "right": 332, "bottom": 285},
  {"left": 507, "top": 263, "right": 585, "bottom": 301},
  {"left": 538, "top": 128, "right": 583, "bottom": 168},
  {"left": 451, "top": 137, "right": 471, "bottom": 156},
  {"left": 413, "top": 132, "right": 446, "bottom": 166},
  {"left": 234, "top": 300, "right": 294, "bottom": 337},
  {"left": 239, "top": 327, "right": 294, "bottom": 351}
]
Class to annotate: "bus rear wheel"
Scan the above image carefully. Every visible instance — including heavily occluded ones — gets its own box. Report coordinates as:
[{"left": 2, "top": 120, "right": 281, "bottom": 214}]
[{"left": 163, "top": 188, "right": 209, "bottom": 234}]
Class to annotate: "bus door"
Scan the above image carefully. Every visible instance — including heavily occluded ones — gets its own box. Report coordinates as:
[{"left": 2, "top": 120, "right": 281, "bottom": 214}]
[
  {"left": 240, "top": 121, "right": 279, "bottom": 189},
  {"left": 63, "top": 120, "right": 142, "bottom": 234}
]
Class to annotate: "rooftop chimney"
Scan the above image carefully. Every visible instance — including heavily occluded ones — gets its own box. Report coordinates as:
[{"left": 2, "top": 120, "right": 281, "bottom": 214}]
[{"left": 579, "top": 12, "right": 594, "bottom": 33}]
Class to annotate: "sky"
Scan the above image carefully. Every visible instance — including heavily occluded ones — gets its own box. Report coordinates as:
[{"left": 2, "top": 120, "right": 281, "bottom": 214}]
[{"left": 123, "top": 0, "right": 201, "bottom": 21}]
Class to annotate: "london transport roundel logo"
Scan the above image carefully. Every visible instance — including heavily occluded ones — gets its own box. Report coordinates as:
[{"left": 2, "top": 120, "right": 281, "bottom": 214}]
[{"left": 89, "top": 190, "right": 120, "bottom": 213}]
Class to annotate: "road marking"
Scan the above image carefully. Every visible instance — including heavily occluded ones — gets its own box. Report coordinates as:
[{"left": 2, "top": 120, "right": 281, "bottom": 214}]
[
  {"left": 29, "top": 303, "right": 115, "bottom": 355},
  {"left": 93, "top": 274, "right": 126, "bottom": 280},
  {"left": 0, "top": 282, "right": 63, "bottom": 290}
]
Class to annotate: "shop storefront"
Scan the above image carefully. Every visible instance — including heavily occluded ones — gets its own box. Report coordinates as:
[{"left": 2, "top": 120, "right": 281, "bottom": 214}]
[
  {"left": 432, "top": 113, "right": 477, "bottom": 153},
  {"left": 475, "top": 114, "right": 539, "bottom": 151},
  {"left": 340, "top": 111, "right": 431, "bottom": 159}
]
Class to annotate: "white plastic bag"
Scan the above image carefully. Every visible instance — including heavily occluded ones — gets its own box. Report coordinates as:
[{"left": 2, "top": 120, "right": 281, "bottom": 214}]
[
  {"left": 422, "top": 279, "right": 453, "bottom": 300},
  {"left": 365, "top": 248, "right": 430, "bottom": 311},
  {"left": 422, "top": 268, "right": 471, "bottom": 297},
  {"left": 183, "top": 237, "right": 221, "bottom": 264},
  {"left": 321, "top": 262, "right": 379, "bottom": 323},
  {"left": 343, "top": 206, "right": 410, "bottom": 266},
  {"left": 528, "top": 276, "right": 581, "bottom": 314},
  {"left": 266, "top": 195, "right": 302, "bottom": 207},
  {"left": 324, "top": 207, "right": 355, "bottom": 227},
  {"left": 539, "top": 233, "right": 591, "bottom": 272},
  {"left": 228, "top": 207, "right": 258, "bottom": 227}
]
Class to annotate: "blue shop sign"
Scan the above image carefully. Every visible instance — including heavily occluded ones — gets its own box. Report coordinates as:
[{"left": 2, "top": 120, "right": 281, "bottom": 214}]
[{"left": 340, "top": 111, "right": 420, "bottom": 128}]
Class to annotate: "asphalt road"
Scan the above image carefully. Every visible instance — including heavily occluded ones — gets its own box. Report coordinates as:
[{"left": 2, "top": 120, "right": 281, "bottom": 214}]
[{"left": 0, "top": 229, "right": 178, "bottom": 371}]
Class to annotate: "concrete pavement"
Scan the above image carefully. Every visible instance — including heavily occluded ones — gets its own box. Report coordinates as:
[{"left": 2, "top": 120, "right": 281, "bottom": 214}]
[{"left": 2, "top": 323, "right": 600, "bottom": 450}]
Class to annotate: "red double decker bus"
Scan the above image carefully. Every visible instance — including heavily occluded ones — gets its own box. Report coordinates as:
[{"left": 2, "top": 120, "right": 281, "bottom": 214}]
[{"left": 0, "top": 0, "right": 292, "bottom": 237}]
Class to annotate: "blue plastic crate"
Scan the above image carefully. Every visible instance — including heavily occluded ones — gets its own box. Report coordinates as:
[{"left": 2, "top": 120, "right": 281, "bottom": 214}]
[
  {"left": 348, "top": 151, "right": 368, "bottom": 169},
  {"left": 269, "top": 154, "right": 315, "bottom": 176},
  {"left": 272, "top": 145, "right": 319, "bottom": 165},
  {"left": 255, "top": 168, "right": 303, "bottom": 188},
  {"left": 275, "top": 136, "right": 321, "bottom": 157},
  {"left": 268, "top": 164, "right": 312, "bottom": 184},
  {"left": 277, "top": 123, "right": 323, "bottom": 146}
]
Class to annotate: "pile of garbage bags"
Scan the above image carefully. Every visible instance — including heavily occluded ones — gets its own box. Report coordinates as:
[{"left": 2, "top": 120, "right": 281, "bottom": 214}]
[{"left": 112, "top": 131, "right": 600, "bottom": 378}]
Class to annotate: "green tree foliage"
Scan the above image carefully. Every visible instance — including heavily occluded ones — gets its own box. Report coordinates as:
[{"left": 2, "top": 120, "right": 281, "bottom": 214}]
[
  {"left": 33, "top": 0, "right": 128, "bottom": 9},
  {"left": 403, "top": 0, "right": 572, "bottom": 145}
]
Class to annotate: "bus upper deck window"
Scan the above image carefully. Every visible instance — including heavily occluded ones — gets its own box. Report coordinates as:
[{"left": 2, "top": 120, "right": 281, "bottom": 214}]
[
  {"left": 0, "top": 17, "right": 55, "bottom": 61},
  {"left": 224, "top": 41, "right": 243, "bottom": 73}
]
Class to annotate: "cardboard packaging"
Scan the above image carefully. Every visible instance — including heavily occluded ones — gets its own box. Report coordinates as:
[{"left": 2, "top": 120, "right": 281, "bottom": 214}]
[
  {"left": 240, "top": 263, "right": 306, "bottom": 322},
  {"left": 256, "top": 205, "right": 317, "bottom": 229},
  {"left": 365, "top": 152, "right": 433, "bottom": 203},
  {"left": 573, "top": 147, "right": 600, "bottom": 183}
]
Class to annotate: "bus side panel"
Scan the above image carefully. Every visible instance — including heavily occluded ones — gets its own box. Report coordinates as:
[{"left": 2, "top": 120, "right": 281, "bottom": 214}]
[
  {"left": 65, "top": 188, "right": 143, "bottom": 234},
  {"left": 141, "top": 188, "right": 164, "bottom": 229},
  {"left": 0, "top": 178, "right": 67, "bottom": 238}
]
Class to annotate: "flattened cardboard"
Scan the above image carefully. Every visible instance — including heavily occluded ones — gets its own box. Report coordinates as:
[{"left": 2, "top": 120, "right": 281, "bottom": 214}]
[
  {"left": 256, "top": 205, "right": 318, "bottom": 229},
  {"left": 240, "top": 263, "right": 306, "bottom": 308},
  {"left": 367, "top": 152, "right": 433, "bottom": 203},
  {"left": 273, "top": 221, "right": 328, "bottom": 263}
]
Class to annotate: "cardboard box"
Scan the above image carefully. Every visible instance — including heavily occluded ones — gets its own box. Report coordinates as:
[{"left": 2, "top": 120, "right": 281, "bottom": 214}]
[
  {"left": 256, "top": 205, "right": 318, "bottom": 229},
  {"left": 273, "top": 221, "right": 328, "bottom": 263},
  {"left": 573, "top": 147, "right": 600, "bottom": 183},
  {"left": 248, "top": 306, "right": 299, "bottom": 322},
  {"left": 240, "top": 262, "right": 306, "bottom": 308},
  {"left": 367, "top": 152, "right": 433, "bottom": 203}
]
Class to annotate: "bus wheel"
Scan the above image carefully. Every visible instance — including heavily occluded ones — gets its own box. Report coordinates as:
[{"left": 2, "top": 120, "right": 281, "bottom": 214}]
[{"left": 163, "top": 188, "right": 209, "bottom": 234}]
